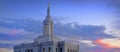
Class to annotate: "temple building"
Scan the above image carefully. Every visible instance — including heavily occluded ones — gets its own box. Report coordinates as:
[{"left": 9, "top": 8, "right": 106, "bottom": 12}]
[{"left": 14, "top": 4, "right": 79, "bottom": 52}]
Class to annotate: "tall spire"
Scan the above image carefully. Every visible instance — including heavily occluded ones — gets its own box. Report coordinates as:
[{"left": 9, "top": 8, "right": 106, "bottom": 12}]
[
  {"left": 43, "top": 3, "right": 53, "bottom": 38},
  {"left": 47, "top": 3, "right": 50, "bottom": 17}
]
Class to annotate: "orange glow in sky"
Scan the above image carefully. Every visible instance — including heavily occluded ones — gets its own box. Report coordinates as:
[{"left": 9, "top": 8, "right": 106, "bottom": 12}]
[{"left": 95, "top": 39, "right": 120, "bottom": 48}]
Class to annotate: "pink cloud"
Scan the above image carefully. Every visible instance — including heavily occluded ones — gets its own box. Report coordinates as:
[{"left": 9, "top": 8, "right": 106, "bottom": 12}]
[
  {"left": 94, "top": 39, "right": 120, "bottom": 48},
  {"left": 8, "top": 29, "right": 18, "bottom": 36}
]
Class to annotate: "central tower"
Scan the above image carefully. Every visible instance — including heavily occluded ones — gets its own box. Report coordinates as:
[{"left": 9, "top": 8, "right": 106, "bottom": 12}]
[
  {"left": 43, "top": 4, "right": 53, "bottom": 40},
  {"left": 14, "top": 4, "right": 79, "bottom": 52}
]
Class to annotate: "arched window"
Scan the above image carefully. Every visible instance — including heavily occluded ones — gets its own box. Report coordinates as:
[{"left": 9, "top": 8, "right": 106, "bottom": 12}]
[
  {"left": 60, "top": 48, "right": 62, "bottom": 52},
  {"left": 25, "top": 49, "right": 33, "bottom": 52},
  {"left": 28, "top": 50, "right": 30, "bottom": 52},
  {"left": 49, "top": 47, "right": 51, "bottom": 52},
  {"left": 30, "top": 49, "right": 33, "bottom": 52},
  {"left": 45, "top": 24, "right": 47, "bottom": 32},
  {"left": 51, "top": 24, "right": 53, "bottom": 33},
  {"left": 19, "top": 50, "right": 20, "bottom": 52},
  {"left": 67, "top": 49, "right": 69, "bottom": 52},
  {"left": 56, "top": 48, "right": 57, "bottom": 52},
  {"left": 43, "top": 48, "right": 45, "bottom": 52}
]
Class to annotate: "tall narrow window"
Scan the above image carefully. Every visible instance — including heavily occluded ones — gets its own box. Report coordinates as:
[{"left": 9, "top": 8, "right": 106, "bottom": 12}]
[
  {"left": 49, "top": 47, "right": 51, "bottom": 52},
  {"left": 60, "top": 48, "right": 62, "bottom": 52},
  {"left": 43, "top": 48, "right": 45, "bottom": 52},
  {"left": 30, "top": 49, "right": 33, "bottom": 52},
  {"left": 56, "top": 48, "right": 57, "bottom": 52},
  {"left": 45, "top": 24, "right": 47, "bottom": 32},
  {"left": 67, "top": 49, "right": 69, "bottom": 52},
  {"left": 19, "top": 50, "right": 20, "bottom": 52},
  {"left": 51, "top": 24, "right": 52, "bottom": 34},
  {"left": 28, "top": 50, "right": 30, "bottom": 52}
]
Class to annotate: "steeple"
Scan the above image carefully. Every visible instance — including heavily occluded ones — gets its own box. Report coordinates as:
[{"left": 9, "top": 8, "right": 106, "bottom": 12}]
[
  {"left": 43, "top": 3, "right": 53, "bottom": 39},
  {"left": 34, "top": 3, "right": 61, "bottom": 43}
]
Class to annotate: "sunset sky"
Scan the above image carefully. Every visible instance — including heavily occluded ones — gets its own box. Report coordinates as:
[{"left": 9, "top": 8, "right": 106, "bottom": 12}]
[{"left": 0, "top": 0, "right": 120, "bottom": 52}]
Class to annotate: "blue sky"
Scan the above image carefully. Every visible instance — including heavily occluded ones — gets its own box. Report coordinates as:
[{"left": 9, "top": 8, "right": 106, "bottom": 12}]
[
  {"left": 0, "top": 0, "right": 116, "bottom": 25},
  {"left": 0, "top": 0, "right": 120, "bottom": 52}
]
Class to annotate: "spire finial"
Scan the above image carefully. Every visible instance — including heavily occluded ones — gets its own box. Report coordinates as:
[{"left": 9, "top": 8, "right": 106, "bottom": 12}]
[
  {"left": 47, "top": 3, "right": 50, "bottom": 17},
  {"left": 48, "top": 3, "right": 50, "bottom": 7}
]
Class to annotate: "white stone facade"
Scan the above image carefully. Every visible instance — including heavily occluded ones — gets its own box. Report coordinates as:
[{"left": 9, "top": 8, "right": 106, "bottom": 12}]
[{"left": 14, "top": 4, "right": 79, "bottom": 52}]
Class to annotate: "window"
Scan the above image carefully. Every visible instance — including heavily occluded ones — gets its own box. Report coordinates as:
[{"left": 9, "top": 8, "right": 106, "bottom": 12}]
[
  {"left": 19, "top": 50, "right": 20, "bottom": 52},
  {"left": 51, "top": 24, "right": 52, "bottom": 33},
  {"left": 49, "top": 47, "right": 51, "bottom": 52},
  {"left": 60, "top": 48, "right": 62, "bottom": 52},
  {"left": 44, "top": 24, "right": 47, "bottom": 34},
  {"left": 43, "top": 48, "right": 45, "bottom": 52},
  {"left": 67, "top": 49, "right": 69, "bottom": 52},
  {"left": 56, "top": 48, "right": 57, "bottom": 52},
  {"left": 45, "top": 24, "right": 47, "bottom": 31},
  {"left": 28, "top": 50, "right": 30, "bottom": 52},
  {"left": 25, "top": 49, "right": 33, "bottom": 52},
  {"left": 30, "top": 49, "right": 33, "bottom": 52}
]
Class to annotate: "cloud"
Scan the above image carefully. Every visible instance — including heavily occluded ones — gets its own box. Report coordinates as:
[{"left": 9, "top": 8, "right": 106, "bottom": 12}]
[
  {"left": 58, "top": 35, "right": 96, "bottom": 47},
  {"left": 54, "top": 23, "right": 115, "bottom": 40},
  {"left": 0, "top": 27, "right": 39, "bottom": 41},
  {"left": 80, "top": 40, "right": 95, "bottom": 47},
  {"left": 0, "top": 48, "right": 13, "bottom": 52},
  {"left": 0, "top": 39, "right": 33, "bottom": 45},
  {"left": 0, "top": 17, "right": 119, "bottom": 52},
  {"left": 0, "top": 17, "right": 115, "bottom": 41},
  {"left": 109, "top": 0, "right": 120, "bottom": 29},
  {"left": 94, "top": 38, "right": 120, "bottom": 48}
]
